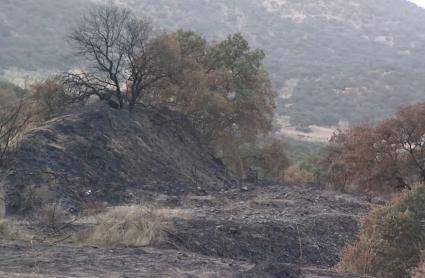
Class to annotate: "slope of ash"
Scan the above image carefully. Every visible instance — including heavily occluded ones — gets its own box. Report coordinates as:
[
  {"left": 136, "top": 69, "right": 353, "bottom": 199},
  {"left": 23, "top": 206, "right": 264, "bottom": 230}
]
[{"left": 3, "top": 104, "right": 235, "bottom": 214}]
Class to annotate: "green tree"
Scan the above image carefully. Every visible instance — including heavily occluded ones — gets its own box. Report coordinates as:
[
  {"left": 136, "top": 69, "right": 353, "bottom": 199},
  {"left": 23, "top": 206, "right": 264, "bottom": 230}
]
[
  {"left": 147, "top": 31, "right": 278, "bottom": 179},
  {"left": 207, "top": 33, "right": 266, "bottom": 98}
]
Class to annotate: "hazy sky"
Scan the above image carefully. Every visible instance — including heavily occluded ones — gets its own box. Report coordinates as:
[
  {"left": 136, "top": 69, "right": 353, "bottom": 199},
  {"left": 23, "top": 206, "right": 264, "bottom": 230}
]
[{"left": 409, "top": 0, "right": 425, "bottom": 8}]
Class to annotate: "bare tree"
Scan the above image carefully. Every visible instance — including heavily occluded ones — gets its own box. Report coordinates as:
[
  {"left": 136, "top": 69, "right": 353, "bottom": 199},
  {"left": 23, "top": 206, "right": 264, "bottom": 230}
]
[
  {"left": 0, "top": 101, "right": 32, "bottom": 167},
  {"left": 67, "top": 4, "right": 169, "bottom": 109}
]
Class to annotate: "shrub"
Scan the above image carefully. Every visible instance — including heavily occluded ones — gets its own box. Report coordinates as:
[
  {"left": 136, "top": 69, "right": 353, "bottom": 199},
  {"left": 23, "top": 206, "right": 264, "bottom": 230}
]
[
  {"left": 412, "top": 251, "right": 425, "bottom": 278},
  {"left": 284, "top": 163, "right": 316, "bottom": 183},
  {"left": 337, "top": 184, "right": 425, "bottom": 278},
  {"left": 30, "top": 78, "right": 68, "bottom": 121},
  {"left": 0, "top": 219, "right": 32, "bottom": 242},
  {"left": 86, "top": 205, "right": 167, "bottom": 247},
  {"left": 39, "top": 203, "right": 70, "bottom": 229},
  {"left": 0, "top": 100, "right": 33, "bottom": 168},
  {"left": 262, "top": 139, "right": 290, "bottom": 181},
  {"left": 80, "top": 200, "right": 108, "bottom": 217},
  {"left": 18, "top": 185, "right": 57, "bottom": 214},
  {"left": 325, "top": 102, "right": 425, "bottom": 193},
  {"left": 0, "top": 185, "right": 4, "bottom": 219}
]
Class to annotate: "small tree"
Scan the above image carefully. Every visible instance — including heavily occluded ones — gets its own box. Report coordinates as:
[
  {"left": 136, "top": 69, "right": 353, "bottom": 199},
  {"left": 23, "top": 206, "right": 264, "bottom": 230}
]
[
  {"left": 325, "top": 102, "right": 425, "bottom": 193},
  {"left": 67, "top": 4, "right": 169, "bottom": 109},
  {"left": 139, "top": 30, "right": 279, "bottom": 180},
  {"left": 0, "top": 101, "right": 32, "bottom": 167},
  {"left": 31, "top": 78, "right": 68, "bottom": 121},
  {"left": 149, "top": 31, "right": 276, "bottom": 140},
  {"left": 262, "top": 139, "right": 290, "bottom": 180}
]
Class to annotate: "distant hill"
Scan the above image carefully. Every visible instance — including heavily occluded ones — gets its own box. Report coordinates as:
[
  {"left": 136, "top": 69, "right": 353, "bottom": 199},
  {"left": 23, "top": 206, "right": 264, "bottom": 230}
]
[{"left": 1, "top": 0, "right": 425, "bottom": 126}]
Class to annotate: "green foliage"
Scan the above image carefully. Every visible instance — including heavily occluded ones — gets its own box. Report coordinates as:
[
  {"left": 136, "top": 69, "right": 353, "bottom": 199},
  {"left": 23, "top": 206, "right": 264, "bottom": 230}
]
[
  {"left": 284, "top": 138, "right": 326, "bottom": 163},
  {"left": 221, "top": 138, "right": 289, "bottom": 182},
  {"left": 284, "top": 138, "right": 329, "bottom": 183},
  {"left": 149, "top": 31, "right": 280, "bottom": 180},
  {"left": 175, "top": 30, "right": 207, "bottom": 62},
  {"left": 151, "top": 30, "right": 276, "bottom": 145},
  {"left": 338, "top": 184, "right": 425, "bottom": 278},
  {"left": 207, "top": 33, "right": 265, "bottom": 98}
]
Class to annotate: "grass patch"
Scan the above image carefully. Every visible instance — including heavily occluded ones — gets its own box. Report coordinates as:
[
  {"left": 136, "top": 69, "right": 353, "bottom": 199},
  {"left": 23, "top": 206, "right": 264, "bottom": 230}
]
[
  {"left": 85, "top": 205, "right": 168, "bottom": 247},
  {"left": 0, "top": 219, "right": 32, "bottom": 242}
]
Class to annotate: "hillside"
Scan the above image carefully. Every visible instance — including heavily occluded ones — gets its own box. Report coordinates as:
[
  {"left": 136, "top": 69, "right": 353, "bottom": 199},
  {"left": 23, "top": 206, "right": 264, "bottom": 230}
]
[
  {"left": 3, "top": 104, "right": 235, "bottom": 214},
  {"left": 1, "top": 0, "right": 425, "bottom": 126},
  {"left": 0, "top": 103, "right": 375, "bottom": 277}
]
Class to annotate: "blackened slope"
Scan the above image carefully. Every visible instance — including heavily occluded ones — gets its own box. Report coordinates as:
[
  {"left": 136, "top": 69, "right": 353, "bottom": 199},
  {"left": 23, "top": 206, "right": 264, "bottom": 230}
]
[{"left": 4, "top": 105, "right": 235, "bottom": 213}]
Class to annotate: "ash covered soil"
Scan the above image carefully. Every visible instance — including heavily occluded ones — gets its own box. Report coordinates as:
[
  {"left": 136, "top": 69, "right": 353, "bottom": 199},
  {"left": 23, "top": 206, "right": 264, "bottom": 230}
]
[
  {"left": 0, "top": 184, "right": 374, "bottom": 277},
  {"left": 0, "top": 105, "right": 374, "bottom": 277}
]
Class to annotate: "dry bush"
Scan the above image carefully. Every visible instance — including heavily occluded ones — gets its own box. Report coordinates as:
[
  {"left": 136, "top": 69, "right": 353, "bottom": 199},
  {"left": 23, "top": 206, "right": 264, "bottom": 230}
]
[
  {"left": 80, "top": 201, "right": 108, "bottom": 217},
  {"left": 325, "top": 102, "right": 425, "bottom": 193},
  {"left": 412, "top": 251, "right": 425, "bottom": 278},
  {"left": 0, "top": 219, "right": 32, "bottom": 242},
  {"left": 220, "top": 138, "right": 289, "bottom": 182},
  {"left": 19, "top": 185, "right": 57, "bottom": 214},
  {"left": 39, "top": 203, "right": 70, "bottom": 229},
  {"left": 0, "top": 101, "right": 33, "bottom": 168},
  {"left": 30, "top": 78, "right": 68, "bottom": 121},
  {"left": 85, "top": 205, "right": 167, "bottom": 247},
  {"left": 337, "top": 184, "right": 425, "bottom": 278},
  {"left": 284, "top": 163, "right": 315, "bottom": 183},
  {"left": 262, "top": 139, "right": 290, "bottom": 181},
  {"left": 0, "top": 185, "right": 5, "bottom": 219}
]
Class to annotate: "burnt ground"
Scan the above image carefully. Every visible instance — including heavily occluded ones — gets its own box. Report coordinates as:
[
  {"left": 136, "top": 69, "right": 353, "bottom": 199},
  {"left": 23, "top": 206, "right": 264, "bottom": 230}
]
[
  {"left": 0, "top": 106, "right": 375, "bottom": 277},
  {"left": 3, "top": 105, "right": 236, "bottom": 215},
  {"left": 0, "top": 183, "right": 374, "bottom": 277},
  {"left": 169, "top": 183, "right": 372, "bottom": 268}
]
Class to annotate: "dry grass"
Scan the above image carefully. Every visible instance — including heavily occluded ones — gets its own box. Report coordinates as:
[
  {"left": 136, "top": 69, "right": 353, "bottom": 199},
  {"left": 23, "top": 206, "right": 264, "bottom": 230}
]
[
  {"left": 284, "top": 164, "right": 315, "bottom": 183},
  {"left": 0, "top": 185, "right": 5, "bottom": 219},
  {"left": 85, "top": 205, "right": 169, "bottom": 247},
  {"left": 0, "top": 219, "right": 32, "bottom": 242},
  {"left": 39, "top": 203, "right": 71, "bottom": 228},
  {"left": 412, "top": 251, "right": 425, "bottom": 278}
]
